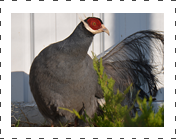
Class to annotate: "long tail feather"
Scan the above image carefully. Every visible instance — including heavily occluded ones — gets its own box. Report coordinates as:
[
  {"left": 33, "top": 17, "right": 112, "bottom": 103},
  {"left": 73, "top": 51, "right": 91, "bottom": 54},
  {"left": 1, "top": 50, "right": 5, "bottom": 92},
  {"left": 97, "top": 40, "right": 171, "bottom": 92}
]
[{"left": 102, "top": 30, "right": 164, "bottom": 98}]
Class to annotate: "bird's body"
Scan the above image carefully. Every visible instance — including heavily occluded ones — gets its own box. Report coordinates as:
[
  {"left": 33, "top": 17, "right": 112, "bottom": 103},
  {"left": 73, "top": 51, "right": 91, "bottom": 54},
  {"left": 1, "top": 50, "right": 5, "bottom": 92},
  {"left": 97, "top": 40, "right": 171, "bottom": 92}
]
[
  {"left": 29, "top": 16, "right": 164, "bottom": 126},
  {"left": 29, "top": 19, "right": 104, "bottom": 125}
]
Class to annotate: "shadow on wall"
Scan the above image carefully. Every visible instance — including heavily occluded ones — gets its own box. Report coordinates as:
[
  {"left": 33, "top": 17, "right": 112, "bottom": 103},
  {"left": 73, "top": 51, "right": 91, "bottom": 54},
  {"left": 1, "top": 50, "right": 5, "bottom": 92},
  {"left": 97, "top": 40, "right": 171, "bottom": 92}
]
[
  {"left": 11, "top": 71, "right": 33, "bottom": 103},
  {"left": 11, "top": 72, "right": 46, "bottom": 126},
  {"left": 156, "top": 87, "right": 164, "bottom": 101}
]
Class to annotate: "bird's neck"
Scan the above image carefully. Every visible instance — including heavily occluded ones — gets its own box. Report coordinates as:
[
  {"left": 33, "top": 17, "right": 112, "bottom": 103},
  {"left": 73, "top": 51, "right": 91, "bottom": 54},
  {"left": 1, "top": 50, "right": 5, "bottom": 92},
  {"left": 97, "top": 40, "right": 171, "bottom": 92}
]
[{"left": 62, "top": 22, "right": 94, "bottom": 59}]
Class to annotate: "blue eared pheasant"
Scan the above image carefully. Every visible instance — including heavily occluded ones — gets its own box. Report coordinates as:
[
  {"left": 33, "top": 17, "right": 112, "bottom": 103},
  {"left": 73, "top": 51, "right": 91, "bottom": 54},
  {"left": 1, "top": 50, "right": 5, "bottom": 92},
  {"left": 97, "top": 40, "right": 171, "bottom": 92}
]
[{"left": 29, "top": 16, "right": 164, "bottom": 126}]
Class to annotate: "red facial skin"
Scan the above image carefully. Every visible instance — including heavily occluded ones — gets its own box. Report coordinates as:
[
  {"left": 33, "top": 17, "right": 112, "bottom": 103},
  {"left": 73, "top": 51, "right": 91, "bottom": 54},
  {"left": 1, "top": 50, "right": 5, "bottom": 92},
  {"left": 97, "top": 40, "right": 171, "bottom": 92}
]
[{"left": 87, "top": 18, "right": 102, "bottom": 30}]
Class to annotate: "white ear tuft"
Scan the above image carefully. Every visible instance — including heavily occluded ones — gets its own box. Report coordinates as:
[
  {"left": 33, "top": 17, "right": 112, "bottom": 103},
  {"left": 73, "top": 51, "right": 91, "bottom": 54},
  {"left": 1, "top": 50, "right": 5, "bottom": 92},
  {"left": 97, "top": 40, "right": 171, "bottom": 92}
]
[
  {"left": 83, "top": 14, "right": 87, "bottom": 19},
  {"left": 78, "top": 14, "right": 83, "bottom": 22}
]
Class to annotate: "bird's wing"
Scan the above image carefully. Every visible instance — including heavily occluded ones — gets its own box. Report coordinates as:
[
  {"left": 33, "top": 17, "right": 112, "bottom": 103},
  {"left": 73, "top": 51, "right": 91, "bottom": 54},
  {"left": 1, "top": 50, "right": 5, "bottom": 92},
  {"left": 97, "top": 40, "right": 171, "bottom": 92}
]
[{"left": 101, "top": 30, "right": 164, "bottom": 97}]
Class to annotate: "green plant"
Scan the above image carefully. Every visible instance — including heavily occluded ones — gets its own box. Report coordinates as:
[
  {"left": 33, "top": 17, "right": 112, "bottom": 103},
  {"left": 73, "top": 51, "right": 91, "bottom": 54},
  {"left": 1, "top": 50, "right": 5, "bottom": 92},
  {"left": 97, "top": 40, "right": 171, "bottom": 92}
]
[
  {"left": 15, "top": 119, "right": 20, "bottom": 127},
  {"left": 124, "top": 95, "right": 164, "bottom": 127}
]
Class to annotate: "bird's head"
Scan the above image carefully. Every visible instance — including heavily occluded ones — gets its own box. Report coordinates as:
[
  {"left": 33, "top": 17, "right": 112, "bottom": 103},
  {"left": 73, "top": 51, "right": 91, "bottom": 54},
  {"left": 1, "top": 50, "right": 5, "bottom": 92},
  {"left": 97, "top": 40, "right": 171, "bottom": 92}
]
[{"left": 79, "top": 16, "right": 110, "bottom": 36}]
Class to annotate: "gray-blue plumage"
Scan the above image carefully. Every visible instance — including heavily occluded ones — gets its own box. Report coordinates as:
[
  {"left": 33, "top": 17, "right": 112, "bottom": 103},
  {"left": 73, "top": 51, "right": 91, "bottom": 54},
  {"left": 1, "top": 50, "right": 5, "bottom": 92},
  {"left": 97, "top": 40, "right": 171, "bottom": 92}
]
[
  {"left": 29, "top": 17, "right": 164, "bottom": 126},
  {"left": 29, "top": 18, "right": 103, "bottom": 126}
]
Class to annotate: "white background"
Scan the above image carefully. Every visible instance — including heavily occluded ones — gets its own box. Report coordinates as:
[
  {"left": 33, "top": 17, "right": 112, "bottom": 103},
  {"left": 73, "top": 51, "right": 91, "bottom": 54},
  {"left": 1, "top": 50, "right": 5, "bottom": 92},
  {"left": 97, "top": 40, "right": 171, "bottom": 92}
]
[{"left": 0, "top": 1, "right": 174, "bottom": 139}]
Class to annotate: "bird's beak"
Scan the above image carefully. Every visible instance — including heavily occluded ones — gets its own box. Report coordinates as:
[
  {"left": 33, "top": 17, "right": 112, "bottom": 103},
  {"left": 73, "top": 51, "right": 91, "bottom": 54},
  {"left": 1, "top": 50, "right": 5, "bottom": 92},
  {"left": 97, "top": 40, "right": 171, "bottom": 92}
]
[{"left": 101, "top": 24, "right": 110, "bottom": 36}]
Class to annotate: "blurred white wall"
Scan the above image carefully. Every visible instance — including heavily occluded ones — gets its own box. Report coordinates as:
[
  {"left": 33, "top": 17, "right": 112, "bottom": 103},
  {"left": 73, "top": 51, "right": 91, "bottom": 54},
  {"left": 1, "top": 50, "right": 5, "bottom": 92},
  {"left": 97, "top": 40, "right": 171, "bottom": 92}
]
[{"left": 11, "top": 13, "right": 164, "bottom": 103}]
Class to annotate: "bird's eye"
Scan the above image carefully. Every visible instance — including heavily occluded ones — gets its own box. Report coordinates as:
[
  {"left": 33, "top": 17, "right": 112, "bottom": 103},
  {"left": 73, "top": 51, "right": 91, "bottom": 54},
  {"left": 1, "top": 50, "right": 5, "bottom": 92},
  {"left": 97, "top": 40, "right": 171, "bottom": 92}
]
[{"left": 92, "top": 22, "right": 96, "bottom": 26}]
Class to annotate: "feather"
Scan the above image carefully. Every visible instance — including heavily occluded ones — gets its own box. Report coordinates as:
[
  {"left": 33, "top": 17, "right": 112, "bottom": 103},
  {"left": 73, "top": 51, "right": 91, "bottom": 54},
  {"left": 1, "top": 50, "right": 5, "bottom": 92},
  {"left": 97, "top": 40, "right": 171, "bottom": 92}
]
[{"left": 101, "top": 30, "right": 164, "bottom": 99}]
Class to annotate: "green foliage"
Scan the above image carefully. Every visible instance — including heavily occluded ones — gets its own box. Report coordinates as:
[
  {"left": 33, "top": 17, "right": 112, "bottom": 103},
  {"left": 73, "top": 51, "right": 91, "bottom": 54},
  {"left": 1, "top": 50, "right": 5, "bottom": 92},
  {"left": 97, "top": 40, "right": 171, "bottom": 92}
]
[
  {"left": 60, "top": 53, "right": 164, "bottom": 127},
  {"left": 124, "top": 95, "right": 164, "bottom": 127},
  {"left": 15, "top": 119, "right": 20, "bottom": 127}
]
